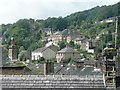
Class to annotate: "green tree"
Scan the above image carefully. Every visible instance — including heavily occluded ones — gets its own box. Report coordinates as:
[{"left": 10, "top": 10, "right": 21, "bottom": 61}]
[
  {"left": 40, "top": 57, "right": 45, "bottom": 61},
  {"left": 106, "top": 31, "right": 112, "bottom": 43},
  {"left": 2, "top": 3, "right": 119, "bottom": 53},
  {"left": 69, "top": 40, "right": 75, "bottom": 48},
  {"left": 16, "top": 19, "right": 30, "bottom": 30},
  {"left": 63, "top": 58, "right": 71, "bottom": 63},
  {"left": 19, "top": 54, "right": 26, "bottom": 62},
  {"left": 75, "top": 44, "right": 80, "bottom": 50},
  {"left": 117, "top": 17, "right": 120, "bottom": 47},
  {"left": 37, "top": 40, "right": 43, "bottom": 48},
  {"left": 19, "top": 46, "right": 25, "bottom": 52},
  {"left": 58, "top": 41, "right": 66, "bottom": 49},
  {"left": 27, "top": 43, "right": 37, "bottom": 51},
  {"left": 70, "top": 58, "right": 76, "bottom": 63},
  {"left": 116, "top": 55, "right": 120, "bottom": 62},
  {"left": 38, "top": 57, "right": 45, "bottom": 63},
  {"left": 42, "top": 32, "right": 47, "bottom": 38},
  {"left": 55, "top": 17, "right": 68, "bottom": 31}
]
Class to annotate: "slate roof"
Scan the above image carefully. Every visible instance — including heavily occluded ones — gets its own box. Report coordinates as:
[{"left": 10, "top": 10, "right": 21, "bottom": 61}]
[
  {"left": 53, "top": 31, "right": 62, "bottom": 35},
  {"left": 84, "top": 60, "right": 97, "bottom": 65},
  {"left": 18, "top": 50, "right": 31, "bottom": 59},
  {"left": 48, "top": 44, "right": 59, "bottom": 52},
  {"left": 33, "top": 47, "right": 46, "bottom": 53},
  {"left": 58, "top": 47, "right": 79, "bottom": 53},
  {"left": 45, "top": 41, "right": 58, "bottom": 47},
  {"left": 33, "top": 45, "right": 59, "bottom": 53},
  {"left": 54, "top": 63, "right": 102, "bottom": 75}
]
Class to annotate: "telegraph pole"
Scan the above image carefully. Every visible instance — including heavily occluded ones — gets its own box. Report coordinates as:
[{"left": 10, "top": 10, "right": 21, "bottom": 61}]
[{"left": 115, "top": 17, "right": 118, "bottom": 49}]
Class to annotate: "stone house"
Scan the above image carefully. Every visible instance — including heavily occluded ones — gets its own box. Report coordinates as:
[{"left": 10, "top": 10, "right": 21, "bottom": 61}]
[
  {"left": 66, "top": 35, "right": 72, "bottom": 43},
  {"left": 18, "top": 50, "right": 31, "bottom": 61},
  {"left": 50, "top": 31, "right": 63, "bottom": 45},
  {"left": 80, "top": 39, "right": 93, "bottom": 51},
  {"left": 56, "top": 46, "right": 80, "bottom": 63},
  {"left": 32, "top": 45, "right": 59, "bottom": 60},
  {"left": 41, "top": 28, "right": 52, "bottom": 36}
]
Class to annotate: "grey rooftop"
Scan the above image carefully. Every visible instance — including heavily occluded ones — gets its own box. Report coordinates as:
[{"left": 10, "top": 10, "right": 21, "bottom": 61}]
[
  {"left": 58, "top": 47, "right": 78, "bottom": 53},
  {"left": 1, "top": 75, "right": 106, "bottom": 89}
]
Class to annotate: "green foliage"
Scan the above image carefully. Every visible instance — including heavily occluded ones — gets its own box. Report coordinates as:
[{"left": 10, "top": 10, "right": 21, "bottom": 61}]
[
  {"left": 37, "top": 40, "right": 43, "bottom": 48},
  {"left": 40, "top": 57, "right": 45, "bottom": 61},
  {"left": 58, "top": 41, "right": 66, "bottom": 49},
  {"left": 16, "top": 19, "right": 30, "bottom": 30},
  {"left": 63, "top": 58, "right": 71, "bottom": 63},
  {"left": 70, "top": 58, "right": 77, "bottom": 63},
  {"left": 19, "top": 54, "right": 27, "bottom": 62},
  {"left": 27, "top": 43, "right": 38, "bottom": 51},
  {"left": 105, "top": 31, "right": 113, "bottom": 43},
  {"left": 19, "top": 46, "right": 25, "bottom": 52},
  {"left": 116, "top": 55, "right": 120, "bottom": 62},
  {"left": 69, "top": 41, "right": 80, "bottom": 50},
  {"left": 117, "top": 17, "right": 120, "bottom": 47},
  {"left": 63, "top": 58, "right": 77, "bottom": 63},
  {"left": 95, "top": 46, "right": 102, "bottom": 54},
  {"left": 41, "top": 32, "right": 47, "bottom": 38},
  {"left": 1, "top": 3, "right": 119, "bottom": 51},
  {"left": 36, "top": 2, "right": 118, "bottom": 31},
  {"left": 55, "top": 17, "right": 68, "bottom": 31},
  {"left": 75, "top": 44, "right": 81, "bottom": 50},
  {"left": 69, "top": 40, "right": 75, "bottom": 48},
  {"left": 2, "top": 19, "right": 43, "bottom": 51},
  {"left": 42, "top": 17, "right": 68, "bottom": 31},
  {"left": 38, "top": 57, "right": 45, "bottom": 63}
]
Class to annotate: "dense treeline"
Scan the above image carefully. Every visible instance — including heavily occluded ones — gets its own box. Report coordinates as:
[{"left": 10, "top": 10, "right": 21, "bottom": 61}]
[
  {"left": 0, "top": 2, "right": 119, "bottom": 51},
  {"left": 36, "top": 3, "right": 119, "bottom": 30}
]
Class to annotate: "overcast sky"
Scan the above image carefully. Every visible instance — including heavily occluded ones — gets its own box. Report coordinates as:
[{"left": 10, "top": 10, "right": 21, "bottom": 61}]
[{"left": 0, "top": 0, "right": 119, "bottom": 24}]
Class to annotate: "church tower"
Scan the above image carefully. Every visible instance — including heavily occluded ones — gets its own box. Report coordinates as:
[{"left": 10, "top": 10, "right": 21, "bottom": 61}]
[{"left": 8, "top": 37, "right": 18, "bottom": 62}]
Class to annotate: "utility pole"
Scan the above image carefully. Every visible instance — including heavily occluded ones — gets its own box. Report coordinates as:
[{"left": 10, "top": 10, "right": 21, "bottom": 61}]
[
  {"left": 102, "top": 16, "right": 119, "bottom": 89},
  {"left": 115, "top": 17, "right": 118, "bottom": 49}
]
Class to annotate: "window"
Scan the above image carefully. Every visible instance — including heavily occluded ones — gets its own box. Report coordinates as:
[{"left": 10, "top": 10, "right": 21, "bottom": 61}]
[{"left": 34, "top": 56, "right": 35, "bottom": 60}]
